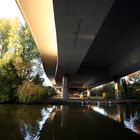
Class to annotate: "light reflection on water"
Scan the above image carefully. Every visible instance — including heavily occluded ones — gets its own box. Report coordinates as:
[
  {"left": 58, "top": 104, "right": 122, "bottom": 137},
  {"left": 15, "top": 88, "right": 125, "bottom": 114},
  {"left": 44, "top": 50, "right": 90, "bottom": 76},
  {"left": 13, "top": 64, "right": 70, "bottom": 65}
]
[
  {"left": 0, "top": 104, "right": 140, "bottom": 140},
  {"left": 92, "top": 104, "right": 140, "bottom": 135},
  {"left": 0, "top": 105, "right": 55, "bottom": 140},
  {"left": 20, "top": 106, "right": 55, "bottom": 140}
]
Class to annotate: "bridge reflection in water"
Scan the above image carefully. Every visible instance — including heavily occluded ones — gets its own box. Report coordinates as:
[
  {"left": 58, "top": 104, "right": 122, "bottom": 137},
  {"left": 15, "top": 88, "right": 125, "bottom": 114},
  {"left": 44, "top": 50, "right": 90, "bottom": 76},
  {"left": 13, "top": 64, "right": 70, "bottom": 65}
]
[
  {"left": 0, "top": 104, "right": 140, "bottom": 140},
  {"left": 93, "top": 104, "right": 140, "bottom": 135}
]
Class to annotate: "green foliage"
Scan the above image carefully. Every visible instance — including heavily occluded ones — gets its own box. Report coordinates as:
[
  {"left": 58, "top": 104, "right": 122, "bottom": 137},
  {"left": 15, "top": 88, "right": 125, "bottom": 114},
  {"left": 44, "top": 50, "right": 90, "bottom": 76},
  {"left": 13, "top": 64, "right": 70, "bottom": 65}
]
[
  {"left": 16, "top": 81, "right": 57, "bottom": 104},
  {"left": 20, "top": 24, "right": 39, "bottom": 61},
  {"left": 102, "top": 92, "right": 115, "bottom": 99},
  {"left": 32, "top": 74, "right": 44, "bottom": 85},
  {"left": 45, "top": 86, "right": 57, "bottom": 96},
  {"left": 0, "top": 18, "right": 46, "bottom": 103},
  {"left": 0, "top": 18, "right": 10, "bottom": 58},
  {"left": 127, "top": 82, "right": 140, "bottom": 99},
  {"left": 16, "top": 81, "right": 46, "bottom": 104},
  {"left": 0, "top": 61, "right": 22, "bottom": 102},
  {"left": 80, "top": 91, "right": 88, "bottom": 98},
  {"left": 91, "top": 82, "right": 115, "bottom": 99}
]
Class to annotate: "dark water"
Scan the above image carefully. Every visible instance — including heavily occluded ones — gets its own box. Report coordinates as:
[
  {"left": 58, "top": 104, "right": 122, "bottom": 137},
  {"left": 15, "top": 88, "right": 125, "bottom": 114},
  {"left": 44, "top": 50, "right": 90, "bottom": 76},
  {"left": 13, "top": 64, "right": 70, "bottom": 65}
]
[{"left": 0, "top": 103, "right": 140, "bottom": 140}]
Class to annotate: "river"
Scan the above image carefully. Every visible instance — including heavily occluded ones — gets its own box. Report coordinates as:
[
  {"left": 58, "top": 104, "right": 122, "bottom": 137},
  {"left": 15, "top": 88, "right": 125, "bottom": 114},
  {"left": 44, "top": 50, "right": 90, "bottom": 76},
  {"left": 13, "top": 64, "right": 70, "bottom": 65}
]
[{"left": 0, "top": 103, "right": 140, "bottom": 140}]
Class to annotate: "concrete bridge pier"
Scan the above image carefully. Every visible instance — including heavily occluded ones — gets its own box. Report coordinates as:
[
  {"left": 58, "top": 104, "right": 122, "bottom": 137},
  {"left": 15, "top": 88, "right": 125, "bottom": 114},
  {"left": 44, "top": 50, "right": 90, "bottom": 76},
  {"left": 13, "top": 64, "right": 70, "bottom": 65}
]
[
  {"left": 114, "top": 79, "right": 122, "bottom": 99},
  {"left": 61, "top": 75, "right": 69, "bottom": 99},
  {"left": 87, "top": 88, "right": 91, "bottom": 98}
]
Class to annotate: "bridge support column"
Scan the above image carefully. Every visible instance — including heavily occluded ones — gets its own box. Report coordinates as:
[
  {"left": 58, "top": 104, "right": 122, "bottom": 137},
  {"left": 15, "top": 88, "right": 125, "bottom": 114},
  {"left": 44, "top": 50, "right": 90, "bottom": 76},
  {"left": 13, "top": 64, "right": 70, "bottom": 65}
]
[
  {"left": 114, "top": 79, "right": 122, "bottom": 99},
  {"left": 61, "top": 75, "right": 69, "bottom": 99},
  {"left": 87, "top": 88, "right": 91, "bottom": 99}
]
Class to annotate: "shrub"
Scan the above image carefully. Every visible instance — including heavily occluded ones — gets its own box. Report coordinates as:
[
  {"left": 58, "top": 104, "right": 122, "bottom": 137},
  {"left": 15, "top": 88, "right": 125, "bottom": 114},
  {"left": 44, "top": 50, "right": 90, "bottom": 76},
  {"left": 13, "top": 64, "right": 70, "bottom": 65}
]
[
  {"left": 16, "top": 80, "right": 46, "bottom": 104},
  {"left": 127, "top": 83, "right": 140, "bottom": 99},
  {"left": 102, "top": 92, "right": 115, "bottom": 99},
  {"left": 0, "top": 61, "right": 22, "bottom": 102},
  {"left": 91, "top": 82, "right": 115, "bottom": 99}
]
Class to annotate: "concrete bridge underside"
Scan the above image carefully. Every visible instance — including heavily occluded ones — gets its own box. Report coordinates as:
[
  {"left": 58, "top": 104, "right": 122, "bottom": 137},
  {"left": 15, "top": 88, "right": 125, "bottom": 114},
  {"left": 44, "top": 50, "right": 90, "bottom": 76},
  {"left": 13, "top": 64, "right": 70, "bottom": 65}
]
[{"left": 16, "top": 0, "right": 140, "bottom": 97}]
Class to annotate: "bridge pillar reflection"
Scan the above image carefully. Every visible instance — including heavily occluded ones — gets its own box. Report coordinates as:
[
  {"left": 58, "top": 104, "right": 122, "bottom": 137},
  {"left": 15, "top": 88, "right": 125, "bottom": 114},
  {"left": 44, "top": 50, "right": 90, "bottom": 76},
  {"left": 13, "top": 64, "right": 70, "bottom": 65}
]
[
  {"left": 61, "top": 75, "right": 69, "bottom": 99},
  {"left": 60, "top": 106, "right": 69, "bottom": 128},
  {"left": 114, "top": 79, "right": 122, "bottom": 99}
]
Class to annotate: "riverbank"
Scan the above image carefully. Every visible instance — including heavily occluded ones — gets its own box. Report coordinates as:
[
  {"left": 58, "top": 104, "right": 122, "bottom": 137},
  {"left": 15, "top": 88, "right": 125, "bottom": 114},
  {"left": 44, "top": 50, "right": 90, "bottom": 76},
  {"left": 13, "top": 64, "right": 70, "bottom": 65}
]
[
  {"left": 39, "top": 97, "right": 140, "bottom": 105},
  {"left": 0, "top": 96, "right": 140, "bottom": 105}
]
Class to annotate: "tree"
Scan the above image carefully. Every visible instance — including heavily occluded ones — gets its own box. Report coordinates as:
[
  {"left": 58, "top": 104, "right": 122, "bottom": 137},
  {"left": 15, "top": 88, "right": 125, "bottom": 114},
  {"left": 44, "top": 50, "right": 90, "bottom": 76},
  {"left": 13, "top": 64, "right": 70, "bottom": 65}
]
[
  {"left": 32, "top": 74, "right": 44, "bottom": 85},
  {"left": 0, "top": 18, "right": 44, "bottom": 102},
  {"left": 0, "top": 18, "right": 10, "bottom": 58},
  {"left": 125, "top": 70, "right": 140, "bottom": 99},
  {"left": 0, "top": 61, "right": 22, "bottom": 101}
]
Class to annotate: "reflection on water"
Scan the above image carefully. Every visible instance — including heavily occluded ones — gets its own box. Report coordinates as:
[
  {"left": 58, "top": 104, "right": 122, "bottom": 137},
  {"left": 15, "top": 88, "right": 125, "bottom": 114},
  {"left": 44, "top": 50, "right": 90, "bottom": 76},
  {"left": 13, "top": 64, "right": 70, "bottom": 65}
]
[
  {"left": 20, "top": 106, "right": 55, "bottom": 140},
  {"left": 93, "top": 103, "right": 140, "bottom": 135},
  {"left": 0, "top": 105, "right": 55, "bottom": 140},
  {"left": 0, "top": 104, "right": 140, "bottom": 140},
  {"left": 60, "top": 106, "right": 69, "bottom": 128}
]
